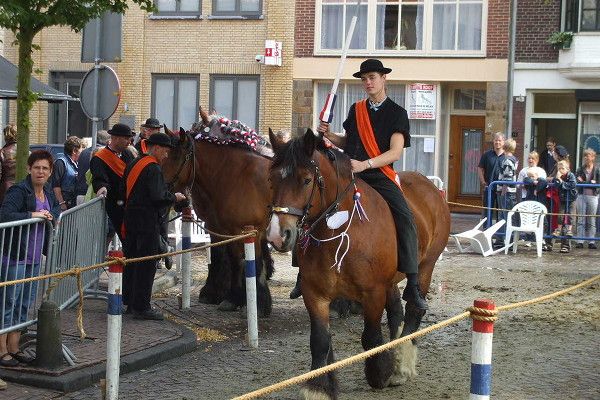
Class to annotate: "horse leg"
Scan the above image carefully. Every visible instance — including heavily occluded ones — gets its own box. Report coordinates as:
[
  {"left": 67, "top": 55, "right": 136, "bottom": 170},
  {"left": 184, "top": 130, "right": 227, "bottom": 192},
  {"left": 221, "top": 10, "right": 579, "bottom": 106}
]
[
  {"left": 198, "top": 242, "right": 230, "bottom": 304},
  {"left": 260, "top": 238, "right": 275, "bottom": 280},
  {"left": 301, "top": 297, "right": 338, "bottom": 400},
  {"left": 361, "top": 290, "right": 394, "bottom": 389},
  {"left": 254, "top": 241, "right": 273, "bottom": 317},
  {"left": 217, "top": 247, "right": 245, "bottom": 311},
  {"left": 393, "top": 260, "right": 434, "bottom": 384}
]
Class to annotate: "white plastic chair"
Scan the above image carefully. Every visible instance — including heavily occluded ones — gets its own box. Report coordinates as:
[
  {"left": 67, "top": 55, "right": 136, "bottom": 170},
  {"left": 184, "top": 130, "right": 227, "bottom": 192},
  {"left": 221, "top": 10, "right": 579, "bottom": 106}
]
[
  {"left": 504, "top": 201, "right": 547, "bottom": 257},
  {"left": 451, "top": 217, "right": 507, "bottom": 257}
]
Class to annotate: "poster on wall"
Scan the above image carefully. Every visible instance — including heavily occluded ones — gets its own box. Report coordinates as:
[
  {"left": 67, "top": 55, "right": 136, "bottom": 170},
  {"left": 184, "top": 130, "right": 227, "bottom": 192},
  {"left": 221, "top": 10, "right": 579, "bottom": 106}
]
[{"left": 407, "top": 83, "right": 436, "bottom": 119}]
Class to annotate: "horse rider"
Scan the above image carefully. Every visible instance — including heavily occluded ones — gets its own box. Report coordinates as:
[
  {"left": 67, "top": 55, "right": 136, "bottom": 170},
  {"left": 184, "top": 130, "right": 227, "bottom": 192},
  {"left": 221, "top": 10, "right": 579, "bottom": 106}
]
[
  {"left": 316, "top": 58, "right": 428, "bottom": 311},
  {"left": 135, "top": 117, "right": 162, "bottom": 155},
  {"left": 122, "top": 133, "right": 186, "bottom": 320}
]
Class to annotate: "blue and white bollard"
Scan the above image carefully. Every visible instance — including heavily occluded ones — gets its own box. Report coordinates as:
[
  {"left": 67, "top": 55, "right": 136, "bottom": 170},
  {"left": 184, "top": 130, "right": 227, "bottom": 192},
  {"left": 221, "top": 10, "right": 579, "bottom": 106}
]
[
  {"left": 106, "top": 251, "right": 123, "bottom": 400},
  {"left": 470, "top": 298, "right": 496, "bottom": 400},
  {"left": 181, "top": 207, "right": 192, "bottom": 309},
  {"left": 243, "top": 226, "right": 258, "bottom": 348}
]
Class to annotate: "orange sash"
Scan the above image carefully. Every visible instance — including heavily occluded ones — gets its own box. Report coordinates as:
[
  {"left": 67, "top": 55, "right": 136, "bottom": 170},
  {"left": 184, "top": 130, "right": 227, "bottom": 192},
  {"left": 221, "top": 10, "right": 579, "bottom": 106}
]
[
  {"left": 94, "top": 148, "right": 126, "bottom": 177},
  {"left": 140, "top": 139, "right": 148, "bottom": 154},
  {"left": 355, "top": 99, "right": 401, "bottom": 189},
  {"left": 125, "top": 156, "right": 158, "bottom": 201}
]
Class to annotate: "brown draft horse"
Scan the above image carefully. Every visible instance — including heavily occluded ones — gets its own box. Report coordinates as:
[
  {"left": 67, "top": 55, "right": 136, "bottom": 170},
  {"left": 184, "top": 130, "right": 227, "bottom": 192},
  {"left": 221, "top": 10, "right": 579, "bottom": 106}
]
[
  {"left": 266, "top": 130, "right": 450, "bottom": 399},
  {"left": 161, "top": 110, "right": 274, "bottom": 317}
]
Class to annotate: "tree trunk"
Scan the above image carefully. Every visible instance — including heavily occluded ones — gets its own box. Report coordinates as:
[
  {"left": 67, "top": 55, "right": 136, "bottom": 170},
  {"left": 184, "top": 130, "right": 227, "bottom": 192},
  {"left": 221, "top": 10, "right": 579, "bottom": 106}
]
[{"left": 15, "top": 28, "right": 36, "bottom": 181}]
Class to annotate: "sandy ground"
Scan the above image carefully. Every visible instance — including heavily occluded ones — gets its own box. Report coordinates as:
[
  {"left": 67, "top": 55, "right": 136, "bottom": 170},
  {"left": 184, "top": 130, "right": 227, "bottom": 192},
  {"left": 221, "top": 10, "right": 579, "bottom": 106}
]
[{"left": 55, "top": 241, "right": 599, "bottom": 400}]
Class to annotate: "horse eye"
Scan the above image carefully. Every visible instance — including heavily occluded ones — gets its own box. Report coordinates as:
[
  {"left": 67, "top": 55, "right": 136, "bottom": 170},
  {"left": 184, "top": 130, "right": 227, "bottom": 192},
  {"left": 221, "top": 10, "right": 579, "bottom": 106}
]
[{"left": 304, "top": 178, "right": 312, "bottom": 186}]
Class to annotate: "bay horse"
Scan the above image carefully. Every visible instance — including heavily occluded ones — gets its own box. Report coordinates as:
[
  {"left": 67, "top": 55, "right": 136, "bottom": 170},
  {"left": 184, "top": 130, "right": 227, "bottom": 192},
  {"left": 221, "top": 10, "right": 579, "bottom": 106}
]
[
  {"left": 266, "top": 130, "right": 450, "bottom": 399},
  {"left": 161, "top": 110, "right": 275, "bottom": 317}
]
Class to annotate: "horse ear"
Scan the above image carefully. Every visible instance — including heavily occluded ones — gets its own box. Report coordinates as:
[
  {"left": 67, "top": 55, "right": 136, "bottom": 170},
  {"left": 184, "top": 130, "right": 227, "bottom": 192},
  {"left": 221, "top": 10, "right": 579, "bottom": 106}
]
[
  {"left": 269, "top": 128, "right": 283, "bottom": 153},
  {"left": 303, "top": 129, "right": 317, "bottom": 157},
  {"left": 164, "top": 124, "right": 172, "bottom": 136}
]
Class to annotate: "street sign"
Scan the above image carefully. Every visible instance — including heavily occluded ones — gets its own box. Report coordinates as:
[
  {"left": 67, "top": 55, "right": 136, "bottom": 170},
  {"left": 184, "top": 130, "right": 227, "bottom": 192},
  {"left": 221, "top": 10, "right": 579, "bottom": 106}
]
[
  {"left": 81, "top": 12, "right": 123, "bottom": 63},
  {"left": 80, "top": 65, "right": 121, "bottom": 121}
]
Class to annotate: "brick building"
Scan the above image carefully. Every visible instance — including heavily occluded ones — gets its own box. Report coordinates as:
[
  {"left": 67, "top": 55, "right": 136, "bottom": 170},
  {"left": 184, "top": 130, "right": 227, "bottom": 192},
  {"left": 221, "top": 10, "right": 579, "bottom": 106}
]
[
  {"left": 292, "top": 0, "right": 510, "bottom": 211},
  {"left": 512, "top": 0, "right": 600, "bottom": 169},
  {"left": 1, "top": 0, "right": 295, "bottom": 145}
]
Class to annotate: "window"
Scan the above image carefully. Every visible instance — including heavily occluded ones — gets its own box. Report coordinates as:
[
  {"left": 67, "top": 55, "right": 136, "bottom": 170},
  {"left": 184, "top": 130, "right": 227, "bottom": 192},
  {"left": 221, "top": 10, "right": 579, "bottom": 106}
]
[
  {"left": 154, "top": 0, "right": 201, "bottom": 15},
  {"left": 315, "top": 82, "right": 435, "bottom": 175},
  {"left": 210, "top": 75, "right": 259, "bottom": 130},
  {"left": 579, "top": 102, "right": 600, "bottom": 165},
  {"left": 152, "top": 75, "right": 199, "bottom": 131},
  {"left": 564, "top": 0, "right": 600, "bottom": 31},
  {"left": 453, "top": 89, "right": 486, "bottom": 110},
  {"left": 317, "top": 0, "right": 485, "bottom": 55},
  {"left": 212, "top": 0, "right": 262, "bottom": 16}
]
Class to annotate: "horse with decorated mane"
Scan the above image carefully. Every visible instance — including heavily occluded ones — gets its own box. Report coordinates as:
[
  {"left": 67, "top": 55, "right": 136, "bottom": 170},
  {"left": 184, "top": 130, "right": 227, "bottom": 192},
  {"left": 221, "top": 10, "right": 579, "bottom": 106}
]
[{"left": 162, "top": 108, "right": 275, "bottom": 317}]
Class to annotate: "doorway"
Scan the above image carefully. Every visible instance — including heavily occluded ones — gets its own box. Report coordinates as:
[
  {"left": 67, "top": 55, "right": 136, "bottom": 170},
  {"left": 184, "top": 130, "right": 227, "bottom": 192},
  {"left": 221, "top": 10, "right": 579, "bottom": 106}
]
[
  {"left": 531, "top": 118, "right": 577, "bottom": 165},
  {"left": 448, "top": 115, "right": 485, "bottom": 213}
]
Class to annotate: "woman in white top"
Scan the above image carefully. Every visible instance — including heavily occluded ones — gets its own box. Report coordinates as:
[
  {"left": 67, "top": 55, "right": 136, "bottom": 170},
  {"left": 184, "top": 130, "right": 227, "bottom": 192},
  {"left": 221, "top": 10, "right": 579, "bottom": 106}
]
[{"left": 517, "top": 151, "right": 547, "bottom": 201}]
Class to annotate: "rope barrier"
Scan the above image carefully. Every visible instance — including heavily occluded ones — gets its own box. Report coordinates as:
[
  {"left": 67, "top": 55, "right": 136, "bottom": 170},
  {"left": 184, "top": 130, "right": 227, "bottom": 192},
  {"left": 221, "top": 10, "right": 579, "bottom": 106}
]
[
  {"left": 0, "top": 229, "right": 257, "bottom": 339},
  {"left": 232, "top": 273, "right": 599, "bottom": 400}
]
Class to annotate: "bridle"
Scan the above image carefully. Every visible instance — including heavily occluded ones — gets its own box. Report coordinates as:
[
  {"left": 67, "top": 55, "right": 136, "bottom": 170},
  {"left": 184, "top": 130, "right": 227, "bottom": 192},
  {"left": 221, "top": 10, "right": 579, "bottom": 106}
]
[
  {"left": 166, "top": 130, "right": 196, "bottom": 192},
  {"left": 270, "top": 148, "right": 355, "bottom": 239}
]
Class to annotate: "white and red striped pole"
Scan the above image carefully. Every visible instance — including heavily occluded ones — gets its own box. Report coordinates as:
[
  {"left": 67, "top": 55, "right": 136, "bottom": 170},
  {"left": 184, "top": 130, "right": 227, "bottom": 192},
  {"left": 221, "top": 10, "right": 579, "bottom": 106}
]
[
  {"left": 105, "top": 250, "right": 124, "bottom": 400},
  {"left": 181, "top": 207, "right": 193, "bottom": 309},
  {"left": 243, "top": 225, "right": 258, "bottom": 348},
  {"left": 470, "top": 299, "right": 496, "bottom": 400}
]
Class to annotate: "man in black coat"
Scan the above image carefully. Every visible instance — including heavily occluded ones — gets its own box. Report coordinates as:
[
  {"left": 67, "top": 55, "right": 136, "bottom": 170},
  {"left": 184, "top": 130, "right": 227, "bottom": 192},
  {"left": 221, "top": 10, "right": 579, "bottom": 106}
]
[
  {"left": 90, "top": 123, "right": 135, "bottom": 238},
  {"left": 122, "top": 133, "right": 186, "bottom": 320}
]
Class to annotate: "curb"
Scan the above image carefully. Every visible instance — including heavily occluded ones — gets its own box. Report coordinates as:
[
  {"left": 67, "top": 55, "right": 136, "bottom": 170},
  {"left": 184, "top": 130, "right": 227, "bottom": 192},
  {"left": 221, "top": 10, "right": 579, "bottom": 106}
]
[{"left": 0, "top": 320, "right": 197, "bottom": 393}]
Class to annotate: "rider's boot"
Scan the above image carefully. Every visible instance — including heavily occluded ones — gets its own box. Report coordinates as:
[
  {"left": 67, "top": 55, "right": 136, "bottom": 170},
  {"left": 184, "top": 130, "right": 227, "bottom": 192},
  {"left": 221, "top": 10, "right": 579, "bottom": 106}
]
[
  {"left": 402, "top": 273, "right": 428, "bottom": 311},
  {"left": 289, "top": 273, "right": 302, "bottom": 299}
]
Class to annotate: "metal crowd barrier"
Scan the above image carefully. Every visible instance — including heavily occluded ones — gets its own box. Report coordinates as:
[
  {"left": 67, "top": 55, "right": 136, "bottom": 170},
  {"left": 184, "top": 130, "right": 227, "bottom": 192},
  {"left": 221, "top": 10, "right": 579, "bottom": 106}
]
[
  {"left": 485, "top": 181, "right": 600, "bottom": 242},
  {"left": 0, "top": 218, "right": 53, "bottom": 336},
  {"left": 46, "top": 197, "right": 107, "bottom": 310}
]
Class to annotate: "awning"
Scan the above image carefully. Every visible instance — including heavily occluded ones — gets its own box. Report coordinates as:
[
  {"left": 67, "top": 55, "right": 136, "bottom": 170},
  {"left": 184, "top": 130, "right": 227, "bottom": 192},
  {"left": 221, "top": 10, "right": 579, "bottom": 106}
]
[{"left": 0, "top": 55, "right": 77, "bottom": 103}]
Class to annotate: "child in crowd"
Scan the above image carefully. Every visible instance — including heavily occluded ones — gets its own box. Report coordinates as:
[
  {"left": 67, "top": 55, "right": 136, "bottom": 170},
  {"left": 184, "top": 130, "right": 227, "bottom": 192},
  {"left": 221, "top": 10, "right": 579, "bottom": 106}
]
[
  {"left": 551, "top": 160, "right": 577, "bottom": 241},
  {"left": 517, "top": 151, "right": 547, "bottom": 202},
  {"left": 575, "top": 148, "right": 600, "bottom": 249},
  {"left": 498, "top": 139, "right": 518, "bottom": 220}
]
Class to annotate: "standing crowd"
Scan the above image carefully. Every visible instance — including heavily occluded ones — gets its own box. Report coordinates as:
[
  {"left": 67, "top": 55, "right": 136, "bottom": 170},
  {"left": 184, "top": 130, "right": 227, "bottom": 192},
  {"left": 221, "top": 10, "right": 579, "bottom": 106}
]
[
  {"left": 477, "top": 135, "right": 599, "bottom": 253},
  {"left": 0, "top": 120, "right": 186, "bottom": 389}
]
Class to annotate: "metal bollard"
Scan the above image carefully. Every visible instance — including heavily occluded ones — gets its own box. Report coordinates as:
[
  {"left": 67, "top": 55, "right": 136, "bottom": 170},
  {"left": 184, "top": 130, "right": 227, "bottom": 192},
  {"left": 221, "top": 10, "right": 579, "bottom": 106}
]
[
  {"left": 469, "top": 298, "right": 496, "bottom": 400},
  {"left": 243, "top": 225, "right": 258, "bottom": 348},
  {"left": 105, "top": 251, "right": 123, "bottom": 400},
  {"left": 35, "top": 300, "right": 63, "bottom": 369},
  {"left": 181, "top": 207, "right": 193, "bottom": 310}
]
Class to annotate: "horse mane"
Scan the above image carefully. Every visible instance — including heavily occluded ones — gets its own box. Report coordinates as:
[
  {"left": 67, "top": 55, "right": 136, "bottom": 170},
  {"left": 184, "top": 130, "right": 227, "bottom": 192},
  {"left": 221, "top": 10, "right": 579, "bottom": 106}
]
[
  {"left": 272, "top": 134, "right": 352, "bottom": 179},
  {"left": 190, "top": 115, "right": 273, "bottom": 157}
]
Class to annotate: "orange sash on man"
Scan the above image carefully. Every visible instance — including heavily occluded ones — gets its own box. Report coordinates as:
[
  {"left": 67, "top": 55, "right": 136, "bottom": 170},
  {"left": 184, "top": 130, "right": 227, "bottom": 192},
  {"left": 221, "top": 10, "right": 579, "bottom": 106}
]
[
  {"left": 140, "top": 139, "right": 148, "bottom": 154},
  {"left": 94, "top": 148, "right": 126, "bottom": 177},
  {"left": 121, "top": 156, "right": 158, "bottom": 238},
  {"left": 355, "top": 99, "right": 402, "bottom": 189}
]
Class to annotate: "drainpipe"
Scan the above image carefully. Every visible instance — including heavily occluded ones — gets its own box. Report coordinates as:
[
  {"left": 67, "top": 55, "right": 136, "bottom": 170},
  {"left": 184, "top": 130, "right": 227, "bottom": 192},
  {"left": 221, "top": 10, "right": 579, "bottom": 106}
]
[{"left": 506, "top": 0, "right": 518, "bottom": 138}]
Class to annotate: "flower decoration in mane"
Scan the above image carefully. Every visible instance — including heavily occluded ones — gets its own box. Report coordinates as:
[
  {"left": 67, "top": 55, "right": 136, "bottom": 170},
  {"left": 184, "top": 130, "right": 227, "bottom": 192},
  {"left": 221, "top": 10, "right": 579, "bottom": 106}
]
[{"left": 190, "top": 111, "right": 271, "bottom": 156}]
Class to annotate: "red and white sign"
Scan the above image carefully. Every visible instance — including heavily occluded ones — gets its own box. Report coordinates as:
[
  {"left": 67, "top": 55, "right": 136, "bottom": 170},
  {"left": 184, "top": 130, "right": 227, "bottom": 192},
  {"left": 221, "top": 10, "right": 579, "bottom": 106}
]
[
  {"left": 407, "top": 83, "right": 436, "bottom": 119},
  {"left": 264, "top": 40, "right": 282, "bottom": 66}
]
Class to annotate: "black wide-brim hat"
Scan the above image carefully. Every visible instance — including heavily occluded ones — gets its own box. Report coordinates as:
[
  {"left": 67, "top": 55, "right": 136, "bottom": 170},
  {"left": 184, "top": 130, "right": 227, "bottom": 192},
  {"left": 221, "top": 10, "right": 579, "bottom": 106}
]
[
  {"left": 146, "top": 133, "right": 175, "bottom": 148},
  {"left": 141, "top": 117, "right": 161, "bottom": 129},
  {"left": 353, "top": 59, "right": 392, "bottom": 78},
  {"left": 108, "top": 123, "right": 133, "bottom": 137}
]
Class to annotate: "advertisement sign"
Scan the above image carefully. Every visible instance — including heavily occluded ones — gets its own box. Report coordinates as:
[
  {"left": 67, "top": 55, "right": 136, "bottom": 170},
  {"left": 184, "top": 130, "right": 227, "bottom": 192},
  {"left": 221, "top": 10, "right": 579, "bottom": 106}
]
[{"left": 407, "top": 83, "right": 436, "bottom": 119}]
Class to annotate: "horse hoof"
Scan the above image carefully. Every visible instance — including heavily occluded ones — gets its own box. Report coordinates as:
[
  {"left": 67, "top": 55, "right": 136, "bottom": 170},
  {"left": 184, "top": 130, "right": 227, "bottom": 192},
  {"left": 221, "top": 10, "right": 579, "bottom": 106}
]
[
  {"left": 217, "top": 300, "right": 239, "bottom": 311},
  {"left": 299, "top": 387, "right": 334, "bottom": 400},
  {"left": 392, "top": 340, "right": 418, "bottom": 385}
]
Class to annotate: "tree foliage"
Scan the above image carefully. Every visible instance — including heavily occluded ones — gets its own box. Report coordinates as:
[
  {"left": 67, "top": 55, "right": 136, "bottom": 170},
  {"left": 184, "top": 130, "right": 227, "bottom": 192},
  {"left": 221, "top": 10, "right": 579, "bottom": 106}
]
[{"left": 0, "top": 0, "right": 154, "bottom": 179}]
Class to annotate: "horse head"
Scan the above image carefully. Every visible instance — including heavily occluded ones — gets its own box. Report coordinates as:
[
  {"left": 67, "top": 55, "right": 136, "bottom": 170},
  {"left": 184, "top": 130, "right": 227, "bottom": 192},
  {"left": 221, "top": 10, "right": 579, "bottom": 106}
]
[
  {"left": 266, "top": 128, "right": 352, "bottom": 252},
  {"left": 162, "top": 125, "right": 195, "bottom": 192}
]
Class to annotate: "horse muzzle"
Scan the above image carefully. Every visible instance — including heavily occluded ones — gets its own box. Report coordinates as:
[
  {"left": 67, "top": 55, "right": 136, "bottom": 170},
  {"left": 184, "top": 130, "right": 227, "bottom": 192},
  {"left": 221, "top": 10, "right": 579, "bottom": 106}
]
[{"left": 266, "top": 213, "right": 299, "bottom": 252}]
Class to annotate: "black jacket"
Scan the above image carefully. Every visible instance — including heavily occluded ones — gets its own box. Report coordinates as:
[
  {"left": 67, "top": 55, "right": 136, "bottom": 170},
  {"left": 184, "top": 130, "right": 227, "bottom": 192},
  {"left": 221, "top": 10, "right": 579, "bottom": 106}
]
[
  {"left": 122, "top": 156, "right": 176, "bottom": 239},
  {"left": 575, "top": 165, "right": 600, "bottom": 195},
  {"left": 0, "top": 176, "right": 60, "bottom": 260}
]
